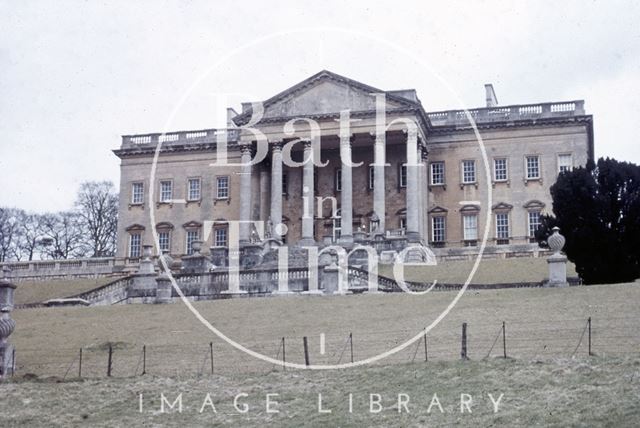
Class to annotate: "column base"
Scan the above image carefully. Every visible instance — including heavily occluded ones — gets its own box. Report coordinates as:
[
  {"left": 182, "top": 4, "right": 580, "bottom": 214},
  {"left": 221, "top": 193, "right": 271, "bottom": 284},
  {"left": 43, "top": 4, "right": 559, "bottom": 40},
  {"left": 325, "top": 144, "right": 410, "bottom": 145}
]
[
  {"left": 302, "top": 290, "right": 324, "bottom": 295},
  {"left": 405, "top": 231, "right": 421, "bottom": 243},
  {"left": 338, "top": 235, "right": 354, "bottom": 249},
  {"left": 272, "top": 290, "right": 295, "bottom": 295},
  {"left": 298, "top": 238, "right": 318, "bottom": 247},
  {"left": 333, "top": 289, "right": 353, "bottom": 295}
]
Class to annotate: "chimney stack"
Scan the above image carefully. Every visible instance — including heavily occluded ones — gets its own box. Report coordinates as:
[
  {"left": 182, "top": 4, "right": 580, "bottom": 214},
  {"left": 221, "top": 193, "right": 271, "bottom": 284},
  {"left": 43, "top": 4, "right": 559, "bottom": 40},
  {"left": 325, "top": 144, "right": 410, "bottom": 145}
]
[
  {"left": 226, "top": 108, "right": 239, "bottom": 127},
  {"left": 485, "top": 84, "right": 498, "bottom": 107}
]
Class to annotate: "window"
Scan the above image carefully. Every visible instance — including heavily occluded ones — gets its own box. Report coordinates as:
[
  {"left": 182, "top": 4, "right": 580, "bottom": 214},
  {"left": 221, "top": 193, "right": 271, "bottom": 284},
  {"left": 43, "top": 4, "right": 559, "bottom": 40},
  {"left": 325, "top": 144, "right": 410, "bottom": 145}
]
[
  {"left": 526, "top": 156, "right": 540, "bottom": 179},
  {"left": 131, "top": 182, "right": 144, "bottom": 204},
  {"left": 214, "top": 228, "right": 227, "bottom": 247},
  {"left": 216, "top": 176, "right": 229, "bottom": 199},
  {"left": 399, "top": 164, "right": 407, "bottom": 187},
  {"left": 282, "top": 172, "right": 288, "bottom": 195},
  {"left": 368, "top": 166, "right": 375, "bottom": 190},
  {"left": 558, "top": 154, "right": 573, "bottom": 173},
  {"left": 332, "top": 209, "right": 341, "bottom": 242},
  {"left": 399, "top": 217, "right": 407, "bottom": 230},
  {"left": 160, "top": 180, "right": 173, "bottom": 202},
  {"left": 463, "top": 214, "right": 478, "bottom": 242},
  {"left": 528, "top": 211, "right": 541, "bottom": 241},
  {"left": 432, "top": 216, "right": 446, "bottom": 243},
  {"left": 494, "top": 158, "right": 508, "bottom": 181},
  {"left": 430, "top": 162, "right": 445, "bottom": 185},
  {"left": 187, "top": 178, "right": 201, "bottom": 201},
  {"left": 185, "top": 230, "right": 199, "bottom": 254},
  {"left": 335, "top": 169, "right": 342, "bottom": 191},
  {"left": 496, "top": 213, "right": 509, "bottom": 244},
  {"left": 462, "top": 160, "right": 476, "bottom": 184},
  {"left": 129, "top": 233, "right": 141, "bottom": 258},
  {"left": 158, "top": 231, "right": 170, "bottom": 252}
]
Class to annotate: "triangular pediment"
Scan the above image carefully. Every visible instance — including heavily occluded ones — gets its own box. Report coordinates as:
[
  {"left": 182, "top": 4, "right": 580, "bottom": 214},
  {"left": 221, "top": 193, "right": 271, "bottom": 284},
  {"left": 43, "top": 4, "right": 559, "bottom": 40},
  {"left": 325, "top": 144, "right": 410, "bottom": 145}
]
[{"left": 234, "top": 70, "right": 421, "bottom": 124}]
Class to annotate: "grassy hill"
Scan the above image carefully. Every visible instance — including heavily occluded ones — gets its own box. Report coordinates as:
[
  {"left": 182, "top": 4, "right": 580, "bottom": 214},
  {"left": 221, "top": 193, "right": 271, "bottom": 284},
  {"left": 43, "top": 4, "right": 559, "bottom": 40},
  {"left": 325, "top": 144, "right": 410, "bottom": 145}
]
[
  {"left": 2, "top": 356, "right": 638, "bottom": 427},
  {"left": 7, "top": 279, "right": 639, "bottom": 426}
]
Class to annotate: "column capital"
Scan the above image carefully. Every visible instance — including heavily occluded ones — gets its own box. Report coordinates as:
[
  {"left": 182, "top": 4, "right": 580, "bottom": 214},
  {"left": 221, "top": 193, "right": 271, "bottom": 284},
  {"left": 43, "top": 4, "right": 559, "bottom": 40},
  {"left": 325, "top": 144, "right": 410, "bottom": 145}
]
[
  {"left": 402, "top": 127, "right": 419, "bottom": 139},
  {"left": 270, "top": 140, "right": 283, "bottom": 151},
  {"left": 239, "top": 144, "right": 253, "bottom": 155},
  {"left": 302, "top": 139, "right": 313, "bottom": 150}
]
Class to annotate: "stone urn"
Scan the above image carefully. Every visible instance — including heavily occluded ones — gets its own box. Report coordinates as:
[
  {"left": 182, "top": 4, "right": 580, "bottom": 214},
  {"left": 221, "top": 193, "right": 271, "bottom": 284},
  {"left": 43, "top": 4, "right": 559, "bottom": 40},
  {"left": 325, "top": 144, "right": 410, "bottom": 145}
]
[
  {"left": 547, "top": 227, "right": 566, "bottom": 255},
  {"left": 142, "top": 244, "right": 153, "bottom": 261},
  {"left": 191, "top": 240, "right": 203, "bottom": 255}
]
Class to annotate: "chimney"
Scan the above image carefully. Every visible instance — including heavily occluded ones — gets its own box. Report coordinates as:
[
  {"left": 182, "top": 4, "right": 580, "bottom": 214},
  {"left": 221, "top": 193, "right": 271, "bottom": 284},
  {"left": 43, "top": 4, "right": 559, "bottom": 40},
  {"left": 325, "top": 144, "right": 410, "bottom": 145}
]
[
  {"left": 485, "top": 84, "right": 498, "bottom": 107},
  {"left": 226, "top": 108, "right": 239, "bottom": 127}
]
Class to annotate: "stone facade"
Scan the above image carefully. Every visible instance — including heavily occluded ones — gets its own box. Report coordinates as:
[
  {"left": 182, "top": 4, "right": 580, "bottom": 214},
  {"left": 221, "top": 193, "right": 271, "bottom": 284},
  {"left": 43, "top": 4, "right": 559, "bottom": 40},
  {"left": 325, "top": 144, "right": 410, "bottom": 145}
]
[{"left": 113, "top": 70, "right": 593, "bottom": 263}]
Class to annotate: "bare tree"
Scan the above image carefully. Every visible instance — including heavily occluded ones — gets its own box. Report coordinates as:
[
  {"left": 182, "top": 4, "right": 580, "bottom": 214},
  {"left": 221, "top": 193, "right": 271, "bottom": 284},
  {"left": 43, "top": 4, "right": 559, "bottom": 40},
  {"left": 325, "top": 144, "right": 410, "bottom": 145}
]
[
  {"left": 40, "top": 212, "right": 86, "bottom": 259},
  {"left": 16, "top": 212, "right": 45, "bottom": 261},
  {"left": 0, "top": 208, "right": 23, "bottom": 262},
  {"left": 75, "top": 181, "right": 118, "bottom": 257}
]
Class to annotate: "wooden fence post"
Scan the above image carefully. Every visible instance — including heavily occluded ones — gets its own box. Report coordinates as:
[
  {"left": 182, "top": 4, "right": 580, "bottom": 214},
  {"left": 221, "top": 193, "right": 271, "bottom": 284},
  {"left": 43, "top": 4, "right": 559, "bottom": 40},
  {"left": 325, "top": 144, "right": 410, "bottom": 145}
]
[
  {"left": 142, "top": 345, "right": 146, "bottom": 375},
  {"left": 282, "top": 337, "right": 286, "bottom": 370},
  {"left": 78, "top": 348, "right": 83, "bottom": 378},
  {"left": 502, "top": 321, "right": 507, "bottom": 359},
  {"left": 209, "top": 342, "right": 214, "bottom": 374},
  {"left": 424, "top": 329, "right": 428, "bottom": 362},
  {"left": 349, "top": 332, "right": 354, "bottom": 363},
  {"left": 588, "top": 317, "right": 592, "bottom": 356},
  {"left": 303, "top": 336, "right": 310, "bottom": 366},
  {"left": 107, "top": 344, "right": 113, "bottom": 377},
  {"left": 461, "top": 323, "right": 468, "bottom": 360}
]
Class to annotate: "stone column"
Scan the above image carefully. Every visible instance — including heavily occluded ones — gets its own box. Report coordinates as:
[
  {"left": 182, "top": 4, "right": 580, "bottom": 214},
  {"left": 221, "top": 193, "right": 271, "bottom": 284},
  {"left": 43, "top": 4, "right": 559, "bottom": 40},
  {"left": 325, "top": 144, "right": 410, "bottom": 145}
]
[
  {"left": 238, "top": 144, "right": 252, "bottom": 246},
  {"left": 259, "top": 167, "right": 270, "bottom": 225},
  {"left": 420, "top": 147, "right": 428, "bottom": 242},
  {"left": 269, "top": 142, "right": 283, "bottom": 240},
  {"left": 339, "top": 135, "right": 354, "bottom": 246},
  {"left": 372, "top": 132, "right": 386, "bottom": 234},
  {"left": 405, "top": 130, "right": 420, "bottom": 242},
  {"left": 300, "top": 141, "right": 316, "bottom": 245}
]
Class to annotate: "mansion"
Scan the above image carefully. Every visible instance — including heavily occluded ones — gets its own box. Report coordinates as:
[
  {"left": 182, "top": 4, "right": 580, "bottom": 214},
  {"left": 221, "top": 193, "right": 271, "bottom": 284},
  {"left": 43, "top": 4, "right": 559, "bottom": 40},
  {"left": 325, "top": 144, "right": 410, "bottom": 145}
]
[{"left": 113, "top": 70, "right": 594, "bottom": 263}]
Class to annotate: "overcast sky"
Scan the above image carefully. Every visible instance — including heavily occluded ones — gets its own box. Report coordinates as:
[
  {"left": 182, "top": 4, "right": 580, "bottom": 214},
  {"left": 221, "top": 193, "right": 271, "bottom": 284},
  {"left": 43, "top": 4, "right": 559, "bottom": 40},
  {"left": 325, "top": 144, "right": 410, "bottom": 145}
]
[{"left": 1, "top": 0, "right": 639, "bottom": 213}]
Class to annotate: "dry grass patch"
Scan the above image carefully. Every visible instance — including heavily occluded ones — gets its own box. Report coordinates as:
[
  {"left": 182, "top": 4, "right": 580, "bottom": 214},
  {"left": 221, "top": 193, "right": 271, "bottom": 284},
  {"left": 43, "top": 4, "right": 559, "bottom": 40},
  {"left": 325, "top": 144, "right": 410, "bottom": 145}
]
[{"left": 13, "top": 277, "right": 116, "bottom": 305}]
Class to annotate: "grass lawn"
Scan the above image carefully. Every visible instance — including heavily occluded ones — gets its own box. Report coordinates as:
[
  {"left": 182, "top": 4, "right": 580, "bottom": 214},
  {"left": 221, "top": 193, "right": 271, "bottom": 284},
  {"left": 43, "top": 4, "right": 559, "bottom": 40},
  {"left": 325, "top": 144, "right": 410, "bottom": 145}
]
[
  {"left": 13, "top": 277, "right": 116, "bottom": 305},
  {"left": 379, "top": 257, "right": 578, "bottom": 284},
  {"left": 6, "top": 279, "right": 639, "bottom": 426},
  {"left": 11, "top": 282, "right": 638, "bottom": 378},
  {"left": 1, "top": 356, "right": 638, "bottom": 427}
]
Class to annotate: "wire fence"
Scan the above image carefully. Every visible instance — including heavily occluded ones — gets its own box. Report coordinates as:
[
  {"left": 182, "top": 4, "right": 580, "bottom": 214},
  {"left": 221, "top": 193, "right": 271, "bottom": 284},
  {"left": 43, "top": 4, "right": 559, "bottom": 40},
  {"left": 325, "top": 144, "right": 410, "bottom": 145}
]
[{"left": 10, "top": 315, "right": 640, "bottom": 379}]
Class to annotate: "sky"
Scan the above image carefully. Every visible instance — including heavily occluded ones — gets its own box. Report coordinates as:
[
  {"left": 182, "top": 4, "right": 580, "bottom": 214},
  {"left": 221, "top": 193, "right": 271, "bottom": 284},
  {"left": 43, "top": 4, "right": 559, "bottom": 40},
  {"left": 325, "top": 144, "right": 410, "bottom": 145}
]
[{"left": 1, "top": 0, "right": 639, "bottom": 213}]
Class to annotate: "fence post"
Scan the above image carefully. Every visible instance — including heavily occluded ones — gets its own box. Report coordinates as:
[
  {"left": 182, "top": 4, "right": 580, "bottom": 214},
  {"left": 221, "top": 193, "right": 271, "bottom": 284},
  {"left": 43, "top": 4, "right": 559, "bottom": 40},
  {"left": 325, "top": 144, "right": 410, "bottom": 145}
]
[
  {"left": 11, "top": 348, "right": 16, "bottom": 377},
  {"left": 303, "top": 337, "right": 310, "bottom": 366},
  {"left": 209, "top": 342, "right": 214, "bottom": 374},
  {"left": 78, "top": 348, "right": 83, "bottom": 378},
  {"left": 349, "top": 332, "right": 354, "bottom": 363},
  {"left": 282, "top": 337, "right": 286, "bottom": 370},
  {"left": 142, "top": 345, "right": 146, "bottom": 375},
  {"left": 502, "top": 321, "right": 507, "bottom": 359},
  {"left": 461, "top": 323, "right": 468, "bottom": 360},
  {"left": 107, "top": 344, "right": 113, "bottom": 377},
  {"left": 588, "top": 317, "right": 592, "bottom": 356},
  {"left": 424, "top": 328, "right": 428, "bottom": 362}
]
